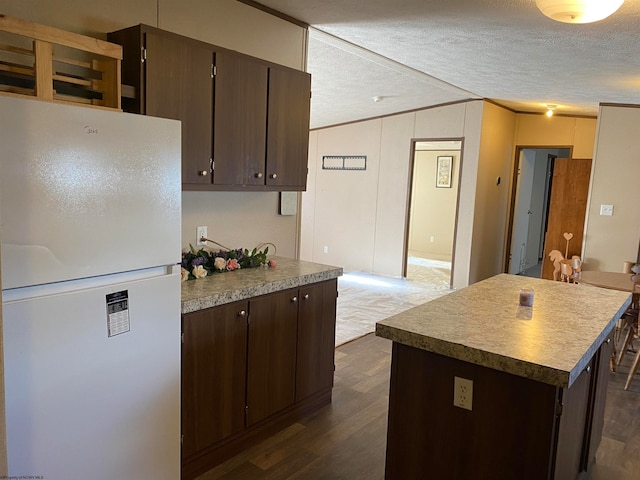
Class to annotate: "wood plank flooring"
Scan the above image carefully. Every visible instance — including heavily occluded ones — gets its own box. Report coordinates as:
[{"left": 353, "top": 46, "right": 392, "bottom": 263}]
[{"left": 197, "top": 333, "right": 640, "bottom": 480}]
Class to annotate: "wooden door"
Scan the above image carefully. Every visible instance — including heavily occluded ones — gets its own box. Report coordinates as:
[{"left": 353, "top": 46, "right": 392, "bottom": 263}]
[
  {"left": 213, "top": 51, "right": 268, "bottom": 186},
  {"left": 266, "top": 66, "right": 311, "bottom": 189},
  {"left": 181, "top": 301, "right": 248, "bottom": 458},
  {"left": 144, "top": 30, "right": 213, "bottom": 185},
  {"left": 246, "top": 289, "right": 298, "bottom": 426},
  {"left": 295, "top": 279, "right": 337, "bottom": 402},
  {"left": 541, "top": 158, "right": 592, "bottom": 280}
]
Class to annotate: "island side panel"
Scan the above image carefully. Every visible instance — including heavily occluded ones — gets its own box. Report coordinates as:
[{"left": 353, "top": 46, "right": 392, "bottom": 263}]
[{"left": 385, "top": 342, "right": 560, "bottom": 480}]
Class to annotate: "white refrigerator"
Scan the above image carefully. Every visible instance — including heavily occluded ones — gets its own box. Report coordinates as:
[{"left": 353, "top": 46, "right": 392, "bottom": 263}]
[{"left": 0, "top": 95, "right": 182, "bottom": 479}]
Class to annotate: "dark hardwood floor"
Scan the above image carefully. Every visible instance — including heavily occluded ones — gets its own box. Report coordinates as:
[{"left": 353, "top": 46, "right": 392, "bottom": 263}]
[{"left": 197, "top": 333, "right": 640, "bottom": 480}]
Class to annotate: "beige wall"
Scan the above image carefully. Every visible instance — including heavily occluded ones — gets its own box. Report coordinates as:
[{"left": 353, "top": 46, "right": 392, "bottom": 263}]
[
  {"left": 470, "top": 102, "right": 517, "bottom": 282},
  {"left": 0, "top": 216, "right": 6, "bottom": 475},
  {"left": 514, "top": 114, "right": 597, "bottom": 158},
  {"left": 302, "top": 100, "right": 485, "bottom": 288},
  {"left": 0, "top": 0, "right": 308, "bottom": 259},
  {"left": 583, "top": 105, "right": 640, "bottom": 271},
  {"left": 303, "top": 104, "right": 598, "bottom": 288},
  {"left": 408, "top": 150, "right": 460, "bottom": 261},
  {"left": 511, "top": 113, "right": 598, "bottom": 273}
]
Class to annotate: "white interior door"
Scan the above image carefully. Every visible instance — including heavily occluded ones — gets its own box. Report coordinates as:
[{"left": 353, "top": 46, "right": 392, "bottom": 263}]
[{"left": 508, "top": 150, "right": 536, "bottom": 274}]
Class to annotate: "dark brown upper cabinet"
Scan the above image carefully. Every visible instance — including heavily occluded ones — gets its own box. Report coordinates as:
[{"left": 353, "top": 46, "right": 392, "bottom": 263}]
[
  {"left": 266, "top": 66, "right": 311, "bottom": 189},
  {"left": 108, "top": 25, "right": 310, "bottom": 192},
  {"left": 212, "top": 51, "right": 268, "bottom": 187}
]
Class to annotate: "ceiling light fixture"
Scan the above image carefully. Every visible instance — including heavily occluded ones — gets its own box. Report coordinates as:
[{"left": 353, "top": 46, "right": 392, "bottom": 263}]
[
  {"left": 545, "top": 104, "right": 557, "bottom": 117},
  {"left": 373, "top": 96, "right": 384, "bottom": 103},
  {"left": 536, "top": 0, "right": 624, "bottom": 24}
]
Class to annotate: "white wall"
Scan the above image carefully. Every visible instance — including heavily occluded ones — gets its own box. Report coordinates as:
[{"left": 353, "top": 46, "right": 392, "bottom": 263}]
[
  {"left": 0, "top": 0, "right": 308, "bottom": 259},
  {"left": 302, "top": 101, "right": 485, "bottom": 289},
  {"left": 583, "top": 105, "right": 640, "bottom": 271}
]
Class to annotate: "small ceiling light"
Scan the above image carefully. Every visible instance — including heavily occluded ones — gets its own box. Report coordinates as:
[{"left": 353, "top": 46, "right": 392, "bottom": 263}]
[
  {"left": 545, "top": 104, "right": 557, "bottom": 117},
  {"left": 536, "top": 0, "right": 624, "bottom": 24},
  {"left": 373, "top": 96, "right": 384, "bottom": 103}
]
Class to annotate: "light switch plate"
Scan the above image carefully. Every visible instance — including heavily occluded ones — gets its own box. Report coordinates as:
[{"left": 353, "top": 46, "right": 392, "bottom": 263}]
[{"left": 600, "top": 204, "right": 614, "bottom": 216}]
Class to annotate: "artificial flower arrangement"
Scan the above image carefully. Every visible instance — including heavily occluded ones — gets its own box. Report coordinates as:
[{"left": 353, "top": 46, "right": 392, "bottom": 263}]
[{"left": 181, "top": 239, "right": 276, "bottom": 281}]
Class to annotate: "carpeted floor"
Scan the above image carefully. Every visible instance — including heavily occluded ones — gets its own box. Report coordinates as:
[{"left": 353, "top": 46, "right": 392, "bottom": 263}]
[{"left": 335, "top": 257, "right": 453, "bottom": 346}]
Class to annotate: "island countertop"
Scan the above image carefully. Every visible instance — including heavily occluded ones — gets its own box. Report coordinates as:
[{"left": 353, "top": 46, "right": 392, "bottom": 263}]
[
  {"left": 375, "top": 273, "right": 631, "bottom": 388},
  {"left": 181, "top": 256, "right": 343, "bottom": 314}
]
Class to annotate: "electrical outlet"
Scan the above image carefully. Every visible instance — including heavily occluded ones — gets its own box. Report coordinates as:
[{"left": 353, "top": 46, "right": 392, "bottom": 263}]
[
  {"left": 453, "top": 376, "right": 473, "bottom": 411},
  {"left": 430, "top": 236, "right": 435, "bottom": 243},
  {"left": 196, "top": 226, "right": 207, "bottom": 246},
  {"left": 323, "top": 246, "right": 329, "bottom": 254}
]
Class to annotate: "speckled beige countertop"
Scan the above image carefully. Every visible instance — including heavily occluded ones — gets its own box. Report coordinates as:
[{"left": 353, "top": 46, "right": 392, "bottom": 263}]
[
  {"left": 376, "top": 273, "right": 631, "bottom": 388},
  {"left": 181, "top": 256, "right": 342, "bottom": 314}
]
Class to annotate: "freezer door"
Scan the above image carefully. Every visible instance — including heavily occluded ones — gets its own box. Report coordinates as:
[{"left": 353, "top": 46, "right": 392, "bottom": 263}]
[
  {"left": 0, "top": 95, "right": 181, "bottom": 289},
  {"left": 2, "top": 271, "right": 181, "bottom": 479}
]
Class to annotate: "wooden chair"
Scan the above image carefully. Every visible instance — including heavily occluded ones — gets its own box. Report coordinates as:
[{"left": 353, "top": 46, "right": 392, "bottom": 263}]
[{"left": 623, "top": 278, "right": 640, "bottom": 390}]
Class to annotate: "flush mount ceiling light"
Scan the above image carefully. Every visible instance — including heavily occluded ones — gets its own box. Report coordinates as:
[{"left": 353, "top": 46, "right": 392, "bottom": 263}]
[
  {"left": 545, "top": 104, "right": 557, "bottom": 117},
  {"left": 536, "top": 0, "right": 624, "bottom": 24}
]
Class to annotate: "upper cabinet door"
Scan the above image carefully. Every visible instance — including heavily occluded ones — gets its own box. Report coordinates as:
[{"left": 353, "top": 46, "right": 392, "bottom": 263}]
[
  {"left": 213, "top": 51, "right": 268, "bottom": 186},
  {"left": 144, "top": 31, "right": 213, "bottom": 186},
  {"left": 266, "top": 67, "right": 311, "bottom": 190}
]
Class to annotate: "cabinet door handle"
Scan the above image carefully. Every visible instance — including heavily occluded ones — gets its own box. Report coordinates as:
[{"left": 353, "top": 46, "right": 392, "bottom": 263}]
[
  {"left": 198, "top": 170, "right": 208, "bottom": 176},
  {"left": 238, "top": 310, "right": 246, "bottom": 317},
  {"left": 292, "top": 296, "right": 298, "bottom": 303},
  {"left": 254, "top": 172, "right": 263, "bottom": 179},
  {"left": 586, "top": 365, "right": 591, "bottom": 374},
  {"left": 606, "top": 338, "right": 612, "bottom": 344},
  {"left": 304, "top": 294, "right": 309, "bottom": 300},
  {"left": 269, "top": 173, "right": 277, "bottom": 179}
]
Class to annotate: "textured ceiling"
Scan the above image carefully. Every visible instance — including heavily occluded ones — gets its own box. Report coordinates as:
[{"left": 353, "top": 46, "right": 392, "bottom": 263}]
[{"left": 255, "top": 0, "right": 640, "bottom": 128}]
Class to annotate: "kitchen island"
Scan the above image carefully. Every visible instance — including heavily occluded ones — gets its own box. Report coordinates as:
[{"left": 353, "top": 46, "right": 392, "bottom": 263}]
[
  {"left": 180, "top": 256, "right": 342, "bottom": 479},
  {"left": 376, "top": 273, "right": 631, "bottom": 480}
]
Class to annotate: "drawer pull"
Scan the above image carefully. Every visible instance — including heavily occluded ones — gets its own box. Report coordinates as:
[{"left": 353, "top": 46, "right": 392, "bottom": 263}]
[
  {"left": 198, "top": 170, "right": 208, "bottom": 176},
  {"left": 292, "top": 296, "right": 298, "bottom": 303},
  {"left": 238, "top": 310, "right": 246, "bottom": 317},
  {"left": 304, "top": 294, "right": 309, "bottom": 300}
]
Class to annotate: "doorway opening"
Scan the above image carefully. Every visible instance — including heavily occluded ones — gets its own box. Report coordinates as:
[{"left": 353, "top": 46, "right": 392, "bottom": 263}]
[
  {"left": 403, "top": 139, "right": 463, "bottom": 288},
  {"left": 506, "top": 147, "right": 573, "bottom": 278}
]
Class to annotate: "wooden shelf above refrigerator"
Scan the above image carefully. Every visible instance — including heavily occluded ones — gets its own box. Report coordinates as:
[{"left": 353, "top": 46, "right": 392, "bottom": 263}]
[{"left": 0, "top": 14, "right": 122, "bottom": 110}]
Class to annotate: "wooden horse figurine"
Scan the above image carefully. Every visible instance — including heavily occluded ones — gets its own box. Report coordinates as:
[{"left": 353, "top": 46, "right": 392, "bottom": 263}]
[
  {"left": 549, "top": 232, "right": 581, "bottom": 282},
  {"left": 549, "top": 249, "right": 582, "bottom": 282},
  {"left": 549, "top": 249, "right": 565, "bottom": 281}
]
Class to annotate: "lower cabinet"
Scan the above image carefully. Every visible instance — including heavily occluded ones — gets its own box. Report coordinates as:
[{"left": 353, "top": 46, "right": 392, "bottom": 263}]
[
  {"left": 246, "top": 289, "right": 298, "bottom": 426},
  {"left": 384, "top": 332, "right": 614, "bottom": 480},
  {"left": 181, "top": 279, "right": 338, "bottom": 479},
  {"left": 181, "top": 300, "right": 248, "bottom": 458}
]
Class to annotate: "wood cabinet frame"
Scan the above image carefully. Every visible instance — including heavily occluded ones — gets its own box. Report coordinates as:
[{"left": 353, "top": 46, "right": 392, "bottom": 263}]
[
  {"left": 181, "top": 279, "right": 337, "bottom": 479},
  {"left": 108, "top": 24, "right": 310, "bottom": 192}
]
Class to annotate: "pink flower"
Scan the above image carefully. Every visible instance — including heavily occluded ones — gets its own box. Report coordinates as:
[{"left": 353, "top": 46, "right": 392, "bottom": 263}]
[
  {"left": 226, "top": 258, "right": 240, "bottom": 271},
  {"left": 268, "top": 259, "right": 277, "bottom": 268}
]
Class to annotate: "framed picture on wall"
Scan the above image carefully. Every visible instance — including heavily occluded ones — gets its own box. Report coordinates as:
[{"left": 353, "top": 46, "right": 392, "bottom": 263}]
[{"left": 436, "top": 156, "right": 453, "bottom": 188}]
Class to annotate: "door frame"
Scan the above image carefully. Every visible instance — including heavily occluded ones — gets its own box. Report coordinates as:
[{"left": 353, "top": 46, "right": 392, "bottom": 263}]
[
  {"left": 504, "top": 145, "right": 573, "bottom": 274},
  {"left": 402, "top": 137, "right": 464, "bottom": 288}
]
